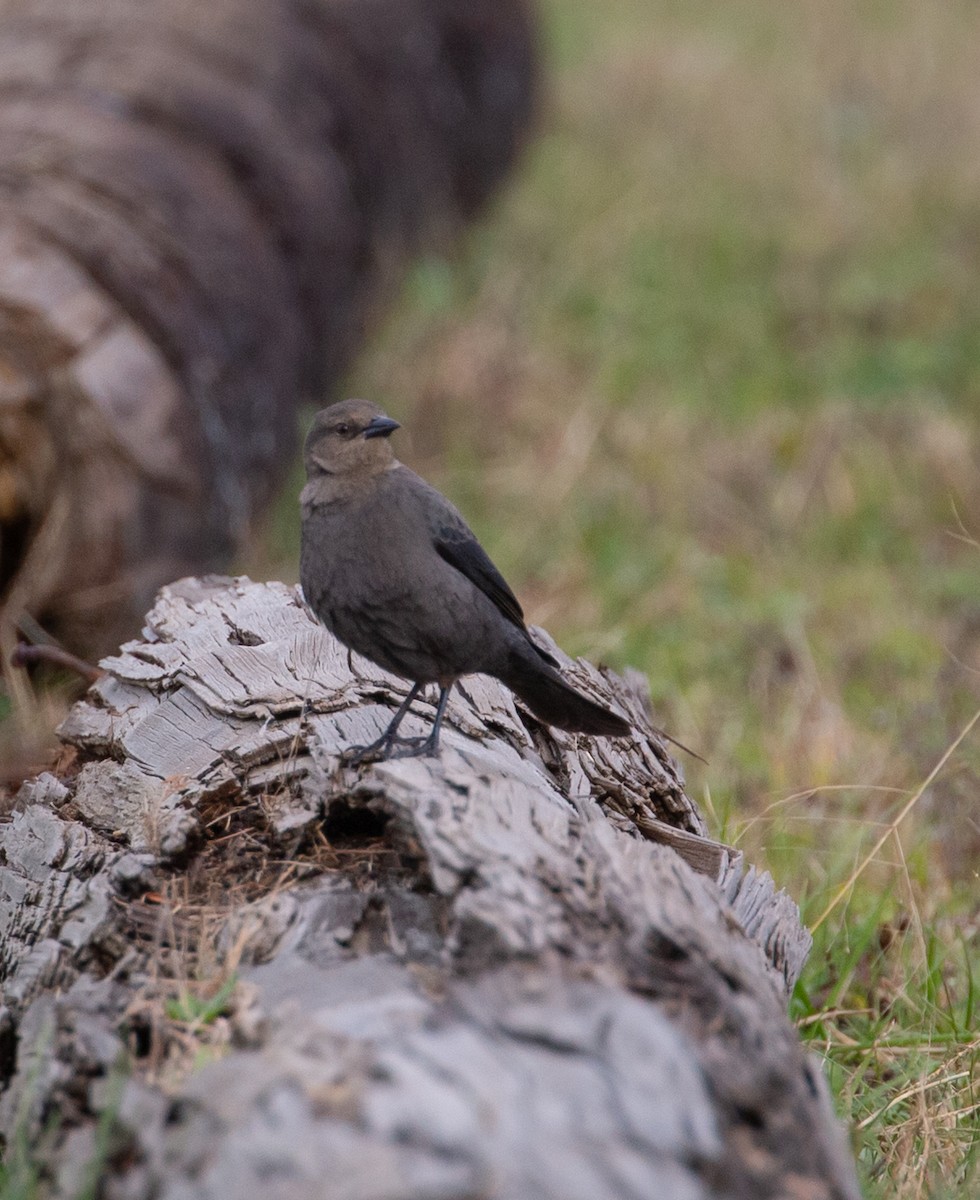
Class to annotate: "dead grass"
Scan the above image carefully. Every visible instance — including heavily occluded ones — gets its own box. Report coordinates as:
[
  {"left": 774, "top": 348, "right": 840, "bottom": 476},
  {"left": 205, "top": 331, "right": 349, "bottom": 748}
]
[{"left": 110, "top": 787, "right": 404, "bottom": 1092}]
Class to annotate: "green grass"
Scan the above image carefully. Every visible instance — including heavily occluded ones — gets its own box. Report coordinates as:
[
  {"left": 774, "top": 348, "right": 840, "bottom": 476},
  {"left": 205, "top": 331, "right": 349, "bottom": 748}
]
[
  {"left": 0, "top": 1079, "right": 128, "bottom": 1200},
  {"left": 164, "top": 975, "right": 237, "bottom": 1028},
  {"left": 249, "top": 1, "right": 980, "bottom": 1194}
]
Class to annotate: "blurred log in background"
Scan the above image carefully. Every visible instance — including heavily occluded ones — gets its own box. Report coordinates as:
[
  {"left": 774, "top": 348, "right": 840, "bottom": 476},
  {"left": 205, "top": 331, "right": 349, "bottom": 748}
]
[{"left": 0, "top": 0, "right": 537, "bottom": 672}]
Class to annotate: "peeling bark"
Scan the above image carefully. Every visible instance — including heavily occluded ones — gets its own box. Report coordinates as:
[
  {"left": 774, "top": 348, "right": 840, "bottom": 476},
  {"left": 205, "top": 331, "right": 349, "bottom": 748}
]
[{"left": 0, "top": 577, "right": 859, "bottom": 1199}]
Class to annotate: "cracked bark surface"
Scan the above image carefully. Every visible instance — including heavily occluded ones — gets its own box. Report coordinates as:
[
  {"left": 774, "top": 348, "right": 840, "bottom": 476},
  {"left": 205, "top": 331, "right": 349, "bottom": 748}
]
[
  {"left": 0, "top": 0, "right": 537, "bottom": 658},
  {"left": 0, "top": 577, "right": 859, "bottom": 1198}
]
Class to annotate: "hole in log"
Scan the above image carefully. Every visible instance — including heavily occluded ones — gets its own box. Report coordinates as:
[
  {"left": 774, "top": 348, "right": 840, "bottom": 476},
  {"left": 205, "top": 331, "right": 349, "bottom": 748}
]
[
  {"left": 175, "top": 789, "right": 343, "bottom": 905},
  {"left": 165, "top": 1099, "right": 190, "bottom": 1126},
  {"left": 126, "top": 1016, "right": 154, "bottom": 1060},
  {"left": 323, "top": 798, "right": 391, "bottom": 846},
  {"left": 735, "top": 1104, "right": 767, "bottom": 1130},
  {"left": 0, "top": 1012, "right": 17, "bottom": 1088},
  {"left": 646, "top": 930, "right": 691, "bottom": 964}
]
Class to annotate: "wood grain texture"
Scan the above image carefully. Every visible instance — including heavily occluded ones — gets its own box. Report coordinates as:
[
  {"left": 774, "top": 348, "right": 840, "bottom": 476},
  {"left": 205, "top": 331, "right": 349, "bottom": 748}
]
[{"left": 0, "top": 577, "right": 857, "bottom": 1199}]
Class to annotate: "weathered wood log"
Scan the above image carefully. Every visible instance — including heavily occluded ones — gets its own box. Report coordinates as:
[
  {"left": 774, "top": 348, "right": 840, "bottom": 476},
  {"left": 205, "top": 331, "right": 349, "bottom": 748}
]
[
  {"left": 0, "top": 577, "right": 860, "bottom": 1199},
  {"left": 0, "top": 0, "right": 537, "bottom": 659}
]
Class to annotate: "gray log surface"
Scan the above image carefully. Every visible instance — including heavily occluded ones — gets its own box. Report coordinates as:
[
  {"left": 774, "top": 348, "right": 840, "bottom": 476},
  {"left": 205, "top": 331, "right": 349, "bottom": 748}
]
[{"left": 0, "top": 577, "right": 860, "bottom": 1199}]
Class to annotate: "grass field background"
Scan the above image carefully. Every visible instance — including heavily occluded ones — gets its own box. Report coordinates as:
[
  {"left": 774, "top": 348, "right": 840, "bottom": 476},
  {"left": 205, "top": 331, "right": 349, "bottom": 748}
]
[{"left": 256, "top": 2, "right": 980, "bottom": 1194}]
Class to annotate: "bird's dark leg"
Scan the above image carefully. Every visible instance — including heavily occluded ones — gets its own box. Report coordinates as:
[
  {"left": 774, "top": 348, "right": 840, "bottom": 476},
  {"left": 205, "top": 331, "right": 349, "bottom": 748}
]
[
  {"left": 345, "top": 682, "right": 457, "bottom": 764},
  {"left": 343, "top": 682, "right": 424, "bottom": 764},
  {"left": 381, "top": 686, "right": 455, "bottom": 758},
  {"left": 388, "top": 683, "right": 453, "bottom": 760}
]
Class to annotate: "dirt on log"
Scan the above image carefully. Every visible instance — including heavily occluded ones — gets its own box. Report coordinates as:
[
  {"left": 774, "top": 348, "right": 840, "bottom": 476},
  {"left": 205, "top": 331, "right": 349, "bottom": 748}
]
[
  {"left": 0, "top": 576, "right": 860, "bottom": 1200},
  {"left": 0, "top": 0, "right": 537, "bottom": 661}
]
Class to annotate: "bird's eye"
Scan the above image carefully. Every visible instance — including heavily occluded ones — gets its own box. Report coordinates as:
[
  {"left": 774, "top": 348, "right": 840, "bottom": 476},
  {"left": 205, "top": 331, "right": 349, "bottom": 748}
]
[{"left": 334, "top": 423, "right": 351, "bottom": 436}]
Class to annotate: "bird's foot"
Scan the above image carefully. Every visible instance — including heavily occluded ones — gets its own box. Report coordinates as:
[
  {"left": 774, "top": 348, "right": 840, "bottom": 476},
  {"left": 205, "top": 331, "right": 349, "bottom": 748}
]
[
  {"left": 342, "top": 731, "right": 438, "bottom": 765},
  {"left": 341, "top": 736, "right": 389, "bottom": 766},
  {"left": 386, "top": 732, "right": 440, "bottom": 760}
]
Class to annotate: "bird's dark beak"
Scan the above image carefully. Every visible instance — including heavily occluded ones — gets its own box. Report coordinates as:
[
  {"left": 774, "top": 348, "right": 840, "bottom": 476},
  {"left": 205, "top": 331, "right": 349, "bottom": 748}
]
[{"left": 363, "top": 416, "right": 401, "bottom": 439}]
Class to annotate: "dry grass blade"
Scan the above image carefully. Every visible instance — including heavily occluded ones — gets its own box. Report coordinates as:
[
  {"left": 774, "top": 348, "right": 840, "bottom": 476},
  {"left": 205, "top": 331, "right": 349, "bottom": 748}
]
[{"left": 811, "top": 706, "right": 980, "bottom": 932}]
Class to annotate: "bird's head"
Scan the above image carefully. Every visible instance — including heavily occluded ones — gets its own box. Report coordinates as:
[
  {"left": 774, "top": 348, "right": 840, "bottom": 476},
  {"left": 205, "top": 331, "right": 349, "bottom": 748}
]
[{"left": 303, "top": 399, "right": 401, "bottom": 478}]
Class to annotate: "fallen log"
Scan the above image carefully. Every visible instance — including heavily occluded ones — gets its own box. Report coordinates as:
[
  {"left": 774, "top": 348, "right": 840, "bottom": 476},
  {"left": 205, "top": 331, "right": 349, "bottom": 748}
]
[{"left": 0, "top": 577, "right": 860, "bottom": 1199}]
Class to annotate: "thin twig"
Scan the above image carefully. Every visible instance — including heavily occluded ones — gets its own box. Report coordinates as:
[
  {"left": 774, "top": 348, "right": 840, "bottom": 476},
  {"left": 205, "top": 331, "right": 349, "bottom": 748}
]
[
  {"left": 10, "top": 641, "right": 103, "bottom": 685},
  {"left": 650, "top": 723, "right": 708, "bottom": 765}
]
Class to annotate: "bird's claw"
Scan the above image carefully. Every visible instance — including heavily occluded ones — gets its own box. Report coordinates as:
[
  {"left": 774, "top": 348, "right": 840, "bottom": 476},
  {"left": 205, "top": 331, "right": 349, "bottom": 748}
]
[
  {"left": 342, "top": 732, "right": 438, "bottom": 765},
  {"left": 386, "top": 734, "right": 439, "bottom": 760},
  {"left": 341, "top": 739, "right": 387, "bottom": 766}
]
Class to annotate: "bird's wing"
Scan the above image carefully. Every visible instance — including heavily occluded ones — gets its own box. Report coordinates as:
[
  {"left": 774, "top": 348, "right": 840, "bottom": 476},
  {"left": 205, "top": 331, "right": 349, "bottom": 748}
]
[
  {"left": 397, "top": 469, "right": 526, "bottom": 630},
  {"left": 434, "top": 519, "right": 527, "bottom": 630},
  {"left": 400, "top": 467, "right": 560, "bottom": 668},
  {"left": 436, "top": 522, "right": 562, "bottom": 669}
]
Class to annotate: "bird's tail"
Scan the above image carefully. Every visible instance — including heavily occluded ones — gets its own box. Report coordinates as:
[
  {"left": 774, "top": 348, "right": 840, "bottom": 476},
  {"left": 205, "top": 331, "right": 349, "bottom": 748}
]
[{"left": 504, "top": 651, "right": 630, "bottom": 737}]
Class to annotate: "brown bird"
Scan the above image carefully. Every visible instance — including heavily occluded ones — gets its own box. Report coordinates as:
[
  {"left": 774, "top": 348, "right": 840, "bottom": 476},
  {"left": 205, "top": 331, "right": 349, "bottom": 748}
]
[{"left": 300, "top": 399, "right": 630, "bottom": 761}]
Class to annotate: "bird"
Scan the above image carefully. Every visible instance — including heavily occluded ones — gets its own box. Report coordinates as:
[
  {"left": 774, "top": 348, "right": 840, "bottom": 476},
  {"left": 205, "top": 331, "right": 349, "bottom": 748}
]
[{"left": 299, "top": 398, "right": 630, "bottom": 762}]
